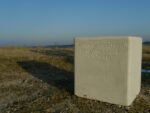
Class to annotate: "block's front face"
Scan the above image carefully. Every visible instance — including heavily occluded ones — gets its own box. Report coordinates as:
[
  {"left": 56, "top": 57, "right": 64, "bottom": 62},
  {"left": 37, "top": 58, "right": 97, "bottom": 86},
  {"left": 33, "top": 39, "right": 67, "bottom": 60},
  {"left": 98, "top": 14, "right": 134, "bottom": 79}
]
[{"left": 75, "top": 38, "right": 129, "bottom": 105}]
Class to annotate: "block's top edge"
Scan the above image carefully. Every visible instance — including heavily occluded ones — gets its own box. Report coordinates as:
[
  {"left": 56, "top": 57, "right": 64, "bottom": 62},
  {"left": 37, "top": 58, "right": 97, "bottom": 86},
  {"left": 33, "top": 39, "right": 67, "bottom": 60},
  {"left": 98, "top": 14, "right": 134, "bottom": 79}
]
[{"left": 75, "top": 36, "right": 142, "bottom": 40}]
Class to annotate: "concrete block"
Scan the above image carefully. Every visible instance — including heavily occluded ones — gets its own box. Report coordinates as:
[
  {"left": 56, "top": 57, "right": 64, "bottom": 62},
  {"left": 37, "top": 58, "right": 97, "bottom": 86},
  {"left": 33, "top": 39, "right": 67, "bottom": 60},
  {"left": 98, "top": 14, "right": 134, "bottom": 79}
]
[{"left": 75, "top": 36, "right": 142, "bottom": 106}]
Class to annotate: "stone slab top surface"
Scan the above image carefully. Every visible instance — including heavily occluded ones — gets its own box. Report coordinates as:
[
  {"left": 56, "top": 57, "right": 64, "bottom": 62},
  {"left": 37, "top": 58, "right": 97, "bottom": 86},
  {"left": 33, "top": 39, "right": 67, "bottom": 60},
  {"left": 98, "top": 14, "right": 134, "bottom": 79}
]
[{"left": 75, "top": 36, "right": 141, "bottom": 40}]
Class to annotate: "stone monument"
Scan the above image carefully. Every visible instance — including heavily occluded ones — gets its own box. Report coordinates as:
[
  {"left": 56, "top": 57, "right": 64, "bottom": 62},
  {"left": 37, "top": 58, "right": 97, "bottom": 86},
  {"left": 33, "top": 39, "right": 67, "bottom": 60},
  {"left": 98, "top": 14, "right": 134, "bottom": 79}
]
[{"left": 75, "top": 36, "right": 142, "bottom": 106}]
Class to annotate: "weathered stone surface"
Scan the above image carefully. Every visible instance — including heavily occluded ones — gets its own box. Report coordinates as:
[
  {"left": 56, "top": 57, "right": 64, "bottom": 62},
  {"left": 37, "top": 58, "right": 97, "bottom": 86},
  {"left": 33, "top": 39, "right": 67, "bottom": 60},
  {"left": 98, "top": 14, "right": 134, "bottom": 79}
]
[{"left": 75, "top": 36, "right": 142, "bottom": 106}]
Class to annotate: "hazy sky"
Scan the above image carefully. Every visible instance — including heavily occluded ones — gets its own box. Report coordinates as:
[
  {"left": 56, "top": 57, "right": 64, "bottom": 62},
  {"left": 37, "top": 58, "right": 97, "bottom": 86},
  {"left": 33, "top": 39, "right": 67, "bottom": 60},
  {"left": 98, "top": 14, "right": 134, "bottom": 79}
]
[{"left": 0, "top": 0, "right": 150, "bottom": 46}]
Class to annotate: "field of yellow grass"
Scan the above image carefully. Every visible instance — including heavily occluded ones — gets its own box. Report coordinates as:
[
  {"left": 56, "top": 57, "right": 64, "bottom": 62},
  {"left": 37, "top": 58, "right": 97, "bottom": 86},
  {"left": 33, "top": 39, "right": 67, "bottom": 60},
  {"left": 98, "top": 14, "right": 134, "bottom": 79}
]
[{"left": 0, "top": 46, "right": 149, "bottom": 113}]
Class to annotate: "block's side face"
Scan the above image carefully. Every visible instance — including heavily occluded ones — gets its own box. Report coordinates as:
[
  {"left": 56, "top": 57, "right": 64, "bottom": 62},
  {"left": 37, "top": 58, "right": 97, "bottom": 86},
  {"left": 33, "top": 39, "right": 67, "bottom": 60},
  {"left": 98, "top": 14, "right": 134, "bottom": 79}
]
[
  {"left": 127, "top": 37, "right": 142, "bottom": 105},
  {"left": 75, "top": 38, "right": 129, "bottom": 105}
]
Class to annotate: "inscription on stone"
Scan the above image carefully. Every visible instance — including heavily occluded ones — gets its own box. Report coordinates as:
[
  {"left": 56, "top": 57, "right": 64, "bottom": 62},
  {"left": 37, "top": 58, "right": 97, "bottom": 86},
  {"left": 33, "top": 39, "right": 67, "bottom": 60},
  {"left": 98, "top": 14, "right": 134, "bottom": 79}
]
[{"left": 77, "top": 40, "right": 128, "bottom": 60}]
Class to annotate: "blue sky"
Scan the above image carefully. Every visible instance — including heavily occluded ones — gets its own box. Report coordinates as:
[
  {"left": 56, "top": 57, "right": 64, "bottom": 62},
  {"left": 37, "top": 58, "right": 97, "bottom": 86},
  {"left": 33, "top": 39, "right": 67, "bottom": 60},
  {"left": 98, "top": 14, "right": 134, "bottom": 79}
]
[{"left": 0, "top": 0, "right": 150, "bottom": 46}]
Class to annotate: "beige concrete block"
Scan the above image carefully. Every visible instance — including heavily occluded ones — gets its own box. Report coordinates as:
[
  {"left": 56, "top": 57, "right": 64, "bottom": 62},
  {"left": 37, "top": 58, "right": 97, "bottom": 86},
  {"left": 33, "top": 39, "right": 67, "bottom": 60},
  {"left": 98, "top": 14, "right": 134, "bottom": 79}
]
[{"left": 75, "top": 36, "right": 142, "bottom": 106}]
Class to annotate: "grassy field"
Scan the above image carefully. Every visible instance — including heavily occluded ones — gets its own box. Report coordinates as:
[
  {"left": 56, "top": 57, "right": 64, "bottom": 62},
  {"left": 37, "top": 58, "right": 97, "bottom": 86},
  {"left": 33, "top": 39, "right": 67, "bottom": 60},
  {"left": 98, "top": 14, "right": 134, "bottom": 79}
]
[{"left": 0, "top": 46, "right": 149, "bottom": 113}]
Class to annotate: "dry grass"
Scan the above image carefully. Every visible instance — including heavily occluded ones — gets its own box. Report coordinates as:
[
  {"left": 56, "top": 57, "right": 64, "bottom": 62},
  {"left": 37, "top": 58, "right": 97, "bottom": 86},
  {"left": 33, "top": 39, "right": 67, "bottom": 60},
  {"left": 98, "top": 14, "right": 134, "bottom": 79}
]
[
  {"left": 143, "top": 45, "right": 150, "bottom": 62},
  {"left": 0, "top": 46, "right": 149, "bottom": 113}
]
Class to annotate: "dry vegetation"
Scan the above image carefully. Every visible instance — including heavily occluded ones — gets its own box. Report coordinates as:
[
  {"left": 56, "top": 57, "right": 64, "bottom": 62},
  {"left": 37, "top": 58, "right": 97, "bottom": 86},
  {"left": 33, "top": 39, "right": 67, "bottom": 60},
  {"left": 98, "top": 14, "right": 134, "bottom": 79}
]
[
  {"left": 143, "top": 45, "right": 150, "bottom": 62},
  {"left": 0, "top": 46, "right": 149, "bottom": 113}
]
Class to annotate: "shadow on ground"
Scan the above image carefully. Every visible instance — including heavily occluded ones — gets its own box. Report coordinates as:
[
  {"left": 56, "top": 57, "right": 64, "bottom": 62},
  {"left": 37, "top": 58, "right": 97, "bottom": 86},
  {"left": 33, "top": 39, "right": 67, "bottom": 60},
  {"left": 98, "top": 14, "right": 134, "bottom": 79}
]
[
  {"left": 17, "top": 59, "right": 150, "bottom": 96},
  {"left": 17, "top": 60, "right": 74, "bottom": 94},
  {"left": 31, "top": 49, "right": 74, "bottom": 64}
]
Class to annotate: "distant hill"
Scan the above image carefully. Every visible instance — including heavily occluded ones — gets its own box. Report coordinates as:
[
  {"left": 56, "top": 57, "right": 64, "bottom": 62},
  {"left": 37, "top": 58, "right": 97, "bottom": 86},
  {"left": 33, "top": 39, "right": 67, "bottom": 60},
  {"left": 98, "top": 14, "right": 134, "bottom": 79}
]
[
  {"left": 44, "top": 44, "right": 74, "bottom": 48},
  {"left": 31, "top": 41, "right": 150, "bottom": 48},
  {"left": 32, "top": 44, "right": 74, "bottom": 48},
  {"left": 143, "top": 41, "right": 150, "bottom": 45}
]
